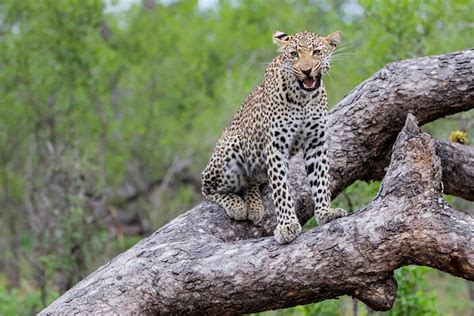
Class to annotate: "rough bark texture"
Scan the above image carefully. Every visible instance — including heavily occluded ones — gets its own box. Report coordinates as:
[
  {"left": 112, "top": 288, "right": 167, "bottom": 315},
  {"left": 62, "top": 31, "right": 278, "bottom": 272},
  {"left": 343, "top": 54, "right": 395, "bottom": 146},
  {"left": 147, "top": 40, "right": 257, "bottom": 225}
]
[
  {"left": 435, "top": 140, "right": 474, "bottom": 201},
  {"left": 41, "top": 50, "right": 474, "bottom": 315},
  {"left": 326, "top": 48, "right": 474, "bottom": 198},
  {"left": 41, "top": 115, "right": 474, "bottom": 315}
]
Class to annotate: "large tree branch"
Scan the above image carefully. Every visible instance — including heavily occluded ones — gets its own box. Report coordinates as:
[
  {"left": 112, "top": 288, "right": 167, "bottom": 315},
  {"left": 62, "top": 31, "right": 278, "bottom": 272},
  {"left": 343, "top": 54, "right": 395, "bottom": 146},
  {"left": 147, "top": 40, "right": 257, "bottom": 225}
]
[
  {"left": 41, "top": 50, "right": 474, "bottom": 315},
  {"left": 326, "top": 48, "right": 474, "bottom": 198},
  {"left": 368, "top": 138, "right": 474, "bottom": 201},
  {"left": 41, "top": 115, "right": 473, "bottom": 315},
  {"left": 435, "top": 140, "right": 474, "bottom": 201}
]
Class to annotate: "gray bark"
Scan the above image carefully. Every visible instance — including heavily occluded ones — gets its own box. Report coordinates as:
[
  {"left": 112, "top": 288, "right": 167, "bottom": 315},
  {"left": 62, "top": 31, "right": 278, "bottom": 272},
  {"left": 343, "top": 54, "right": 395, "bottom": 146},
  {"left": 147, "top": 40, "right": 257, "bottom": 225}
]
[
  {"left": 41, "top": 115, "right": 474, "bottom": 315},
  {"left": 435, "top": 140, "right": 474, "bottom": 201},
  {"left": 41, "top": 50, "right": 474, "bottom": 315},
  {"left": 327, "top": 48, "right": 474, "bottom": 199}
]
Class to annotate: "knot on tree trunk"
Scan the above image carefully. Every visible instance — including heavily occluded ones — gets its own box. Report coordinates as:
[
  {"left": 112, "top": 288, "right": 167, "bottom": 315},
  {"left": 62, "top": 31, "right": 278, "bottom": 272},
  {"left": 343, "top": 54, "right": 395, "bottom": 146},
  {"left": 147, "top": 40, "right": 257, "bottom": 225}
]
[{"left": 354, "top": 275, "right": 397, "bottom": 311}]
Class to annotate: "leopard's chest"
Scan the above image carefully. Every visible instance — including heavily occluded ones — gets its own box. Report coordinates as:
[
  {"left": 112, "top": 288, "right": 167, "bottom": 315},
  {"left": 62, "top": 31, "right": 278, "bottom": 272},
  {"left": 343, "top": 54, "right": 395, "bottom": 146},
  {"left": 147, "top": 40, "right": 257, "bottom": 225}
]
[{"left": 284, "top": 101, "right": 320, "bottom": 143}]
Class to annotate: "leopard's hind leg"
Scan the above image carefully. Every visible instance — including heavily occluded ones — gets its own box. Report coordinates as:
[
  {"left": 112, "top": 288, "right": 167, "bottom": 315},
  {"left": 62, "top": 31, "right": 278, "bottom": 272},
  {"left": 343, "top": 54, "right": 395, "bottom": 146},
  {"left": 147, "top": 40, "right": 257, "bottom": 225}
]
[{"left": 201, "top": 137, "right": 248, "bottom": 221}]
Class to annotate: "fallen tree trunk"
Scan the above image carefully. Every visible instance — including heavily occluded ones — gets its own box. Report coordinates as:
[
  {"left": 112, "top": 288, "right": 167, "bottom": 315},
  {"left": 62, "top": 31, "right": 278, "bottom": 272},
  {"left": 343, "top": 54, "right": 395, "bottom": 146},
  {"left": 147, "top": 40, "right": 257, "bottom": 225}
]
[{"left": 41, "top": 50, "right": 474, "bottom": 315}]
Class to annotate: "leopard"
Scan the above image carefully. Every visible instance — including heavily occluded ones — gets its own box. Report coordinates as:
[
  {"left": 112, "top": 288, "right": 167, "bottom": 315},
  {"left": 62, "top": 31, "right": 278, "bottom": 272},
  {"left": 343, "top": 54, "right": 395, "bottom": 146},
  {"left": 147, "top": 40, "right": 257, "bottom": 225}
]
[{"left": 201, "top": 30, "right": 347, "bottom": 244}]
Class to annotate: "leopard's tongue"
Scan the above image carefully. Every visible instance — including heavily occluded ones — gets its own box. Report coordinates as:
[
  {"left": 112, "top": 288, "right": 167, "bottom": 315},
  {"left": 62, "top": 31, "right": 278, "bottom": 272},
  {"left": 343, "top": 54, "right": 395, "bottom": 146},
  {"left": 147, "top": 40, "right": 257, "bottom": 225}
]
[{"left": 303, "top": 77, "right": 316, "bottom": 88}]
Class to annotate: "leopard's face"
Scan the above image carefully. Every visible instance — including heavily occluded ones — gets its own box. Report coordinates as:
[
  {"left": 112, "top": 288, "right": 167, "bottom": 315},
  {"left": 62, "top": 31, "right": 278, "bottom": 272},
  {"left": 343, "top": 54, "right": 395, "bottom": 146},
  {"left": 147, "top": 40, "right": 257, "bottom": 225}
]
[{"left": 273, "top": 30, "right": 341, "bottom": 92}]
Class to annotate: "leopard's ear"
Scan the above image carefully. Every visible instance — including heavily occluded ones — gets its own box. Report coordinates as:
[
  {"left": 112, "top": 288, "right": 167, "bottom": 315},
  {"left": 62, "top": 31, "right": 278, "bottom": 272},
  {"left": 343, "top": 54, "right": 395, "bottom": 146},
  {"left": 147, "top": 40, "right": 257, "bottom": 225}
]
[
  {"left": 325, "top": 31, "right": 342, "bottom": 48},
  {"left": 273, "top": 31, "right": 290, "bottom": 50}
]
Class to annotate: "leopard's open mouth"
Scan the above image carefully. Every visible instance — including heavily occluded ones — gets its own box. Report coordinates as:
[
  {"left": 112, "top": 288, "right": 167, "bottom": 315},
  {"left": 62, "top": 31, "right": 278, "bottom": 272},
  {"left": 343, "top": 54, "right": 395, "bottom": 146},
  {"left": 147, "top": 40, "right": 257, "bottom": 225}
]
[{"left": 298, "top": 73, "right": 322, "bottom": 91}]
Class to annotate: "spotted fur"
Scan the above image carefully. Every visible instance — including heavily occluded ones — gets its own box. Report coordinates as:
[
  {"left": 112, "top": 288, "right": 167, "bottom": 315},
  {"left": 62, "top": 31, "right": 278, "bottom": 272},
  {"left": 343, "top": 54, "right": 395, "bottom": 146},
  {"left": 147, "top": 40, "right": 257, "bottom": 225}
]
[{"left": 202, "top": 31, "right": 347, "bottom": 244}]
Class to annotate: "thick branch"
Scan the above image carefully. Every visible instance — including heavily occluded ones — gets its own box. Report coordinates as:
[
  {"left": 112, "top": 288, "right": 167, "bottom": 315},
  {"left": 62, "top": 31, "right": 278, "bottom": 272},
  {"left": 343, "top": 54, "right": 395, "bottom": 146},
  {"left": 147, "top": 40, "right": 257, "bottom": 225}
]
[
  {"left": 326, "top": 49, "right": 474, "bottom": 198},
  {"left": 41, "top": 115, "right": 474, "bottom": 315},
  {"left": 369, "top": 138, "right": 474, "bottom": 202},
  {"left": 435, "top": 140, "right": 474, "bottom": 201},
  {"left": 41, "top": 51, "right": 474, "bottom": 315}
]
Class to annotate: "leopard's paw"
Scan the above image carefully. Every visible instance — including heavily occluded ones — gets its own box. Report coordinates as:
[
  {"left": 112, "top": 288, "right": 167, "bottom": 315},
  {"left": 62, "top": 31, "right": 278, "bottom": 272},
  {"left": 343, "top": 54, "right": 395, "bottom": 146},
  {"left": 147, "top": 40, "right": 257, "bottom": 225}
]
[
  {"left": 244, "top": 187, "right": 265, "bottom": 224},
  {"left": 274, "top": 218, "right": 302, "bottom": 244},
  {"left": 247, "top": 207, "right": 264, "bottom": 224},
  {"left": 225, "top": 203, "right": 248, "bottom": 221},
  {"left": 246, "top": 194, "right": 264, "bottom": 224},
  {"left": 316, "top": 207, "right": 348, "bottom": 225}
]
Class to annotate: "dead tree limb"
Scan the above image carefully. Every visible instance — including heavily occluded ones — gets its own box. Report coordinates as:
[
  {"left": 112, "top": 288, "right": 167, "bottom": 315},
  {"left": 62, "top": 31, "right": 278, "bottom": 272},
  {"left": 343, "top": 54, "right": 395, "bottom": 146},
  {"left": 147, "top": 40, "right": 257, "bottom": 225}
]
[{"left": 41, "top": 50, "right": 474, "bottom": 315}]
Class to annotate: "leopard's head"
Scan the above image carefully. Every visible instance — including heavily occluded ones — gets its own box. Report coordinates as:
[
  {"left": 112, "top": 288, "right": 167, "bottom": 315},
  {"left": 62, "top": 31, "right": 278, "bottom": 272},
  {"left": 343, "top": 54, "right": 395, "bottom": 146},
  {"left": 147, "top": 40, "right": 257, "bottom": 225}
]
[{"left": 273, "top": 30, "right": 341, "bottom": 91}]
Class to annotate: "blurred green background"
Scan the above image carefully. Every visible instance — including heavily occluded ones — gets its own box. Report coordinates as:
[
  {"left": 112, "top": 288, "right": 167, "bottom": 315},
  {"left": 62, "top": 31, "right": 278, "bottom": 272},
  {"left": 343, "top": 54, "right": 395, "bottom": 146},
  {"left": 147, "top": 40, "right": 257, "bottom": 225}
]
[{"left": 0, "top": 0, "right": 472, "bottom": 315}]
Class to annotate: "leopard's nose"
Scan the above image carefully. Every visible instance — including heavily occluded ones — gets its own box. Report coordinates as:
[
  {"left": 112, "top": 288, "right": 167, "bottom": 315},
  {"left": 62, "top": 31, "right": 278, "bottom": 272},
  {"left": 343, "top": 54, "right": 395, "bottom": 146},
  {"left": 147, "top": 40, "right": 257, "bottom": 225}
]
[{"left": 302, "top": 69, "right": 312, "bottom": 77}]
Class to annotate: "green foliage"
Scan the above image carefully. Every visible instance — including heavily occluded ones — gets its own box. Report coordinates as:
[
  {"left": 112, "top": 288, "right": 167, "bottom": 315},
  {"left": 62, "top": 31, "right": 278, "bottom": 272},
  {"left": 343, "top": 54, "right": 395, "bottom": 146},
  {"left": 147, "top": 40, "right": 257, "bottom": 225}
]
[
  {"left": 0, "top": 277, "right": 58, "bottom": 316},
  {"left": 304, "top": 181, "right": 380, "bottom": 230},
  {"left": 335, "top": 180, "right": 381, "bottom": 212},
  {"left": 291, "top": 299, "right": 343, "bottom": 316},
  {"left": 389, "top": 266, "right": 440, "bottom": 316},
  {"left": 114, "top": 235, "right": 143, "bottom": 252},
  {"left": 268, "top": 267, "right": 442, "bottom": 316},
  {"left": 254, "top": 298, "right": 345, "bottom": 316}
]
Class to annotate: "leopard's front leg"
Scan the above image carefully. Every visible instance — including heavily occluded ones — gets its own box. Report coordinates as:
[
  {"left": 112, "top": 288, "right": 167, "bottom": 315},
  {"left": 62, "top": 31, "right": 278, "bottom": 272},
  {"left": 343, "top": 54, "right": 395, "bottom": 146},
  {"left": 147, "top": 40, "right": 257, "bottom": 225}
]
[
  {"left": 266, "top": 144, "right": 302, "bottom": 244},
  {"left": 304, "top": 115, "right": 347, "bottom": 225}
]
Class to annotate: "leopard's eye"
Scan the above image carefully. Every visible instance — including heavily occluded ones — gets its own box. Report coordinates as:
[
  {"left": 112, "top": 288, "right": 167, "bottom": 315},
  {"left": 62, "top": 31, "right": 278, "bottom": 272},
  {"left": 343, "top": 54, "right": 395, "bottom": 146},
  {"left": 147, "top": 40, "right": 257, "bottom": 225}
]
[
  {"left": 290, "top": 51, "right": 299, "bottom": 58},
  {"left": 313, "top": 49, "right": 321, "bottom": 56}
]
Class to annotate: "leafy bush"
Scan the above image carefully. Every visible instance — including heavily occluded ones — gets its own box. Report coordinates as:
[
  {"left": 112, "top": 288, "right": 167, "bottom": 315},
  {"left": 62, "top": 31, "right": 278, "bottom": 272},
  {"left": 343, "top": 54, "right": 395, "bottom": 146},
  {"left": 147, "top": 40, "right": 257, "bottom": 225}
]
[
  {"left": 0, "top": 278, "right": 58, "bottom": 316},
  {"left": 389, "top": 266, "right": 440, "bottom": 316}
]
